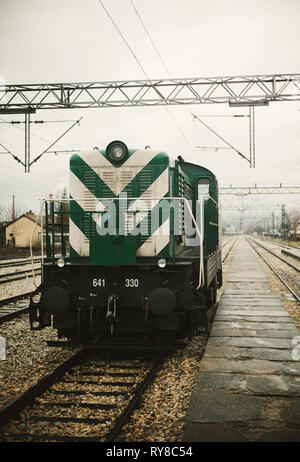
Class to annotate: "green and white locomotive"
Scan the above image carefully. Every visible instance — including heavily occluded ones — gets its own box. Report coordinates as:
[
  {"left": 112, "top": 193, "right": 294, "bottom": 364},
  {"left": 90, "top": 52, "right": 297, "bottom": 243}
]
[{"left": 29, "top": 140, "right": 222, "bottom": 345}]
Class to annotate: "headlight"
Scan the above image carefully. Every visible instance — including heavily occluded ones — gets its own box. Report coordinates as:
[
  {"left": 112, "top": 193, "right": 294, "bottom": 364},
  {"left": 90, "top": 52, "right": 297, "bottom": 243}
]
[
  {"left": 158, "top": 258, "right": 167, "bottom": 268},
  {"left": 106, "top": 140, "right": 128, "bottom": 163},
  {"left": 57, "top": 258, "right": 65, "bottom": 268}
]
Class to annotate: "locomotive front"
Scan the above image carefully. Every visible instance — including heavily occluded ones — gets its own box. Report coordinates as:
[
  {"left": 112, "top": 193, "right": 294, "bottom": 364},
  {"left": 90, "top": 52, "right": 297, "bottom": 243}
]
[{"left": 29, "top": 141, "right": 214, "bottom": 345}]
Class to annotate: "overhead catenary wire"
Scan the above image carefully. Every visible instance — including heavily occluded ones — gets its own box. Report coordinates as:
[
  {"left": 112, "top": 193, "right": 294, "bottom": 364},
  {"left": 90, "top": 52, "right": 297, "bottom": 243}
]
[
  {"left": 97, "top": 0, "right": 194, "bottom": 155},
  {"left": 192, "top": 113, "right": 251, "bottom": 164},
  {"left": 194, "top": 114, "right": 250, "bottom": 118},
  {"left": 0, "top": 142, "right": 25, "bottom": 166},
  {"left": 30, "top": 117, "right": 83, "bottom": 166},
  {"left": 129, "top": 0, "right": 170, "bottom": 78},
  {"left": 0, "top": 120, "right": 78, "bottom": 124},
  {"left": 129, "top": 0, "right": 195, "bottom": 157},
  {"left": 97, "top": 0, "right": 152, "bottom": 82}
]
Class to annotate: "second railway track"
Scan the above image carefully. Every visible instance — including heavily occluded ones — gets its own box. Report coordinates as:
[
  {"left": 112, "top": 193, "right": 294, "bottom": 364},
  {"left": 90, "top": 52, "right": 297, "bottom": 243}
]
[
  {"left": 247, "top": 237, "right": 300, "bottom": 303},
  {"left": 0, "top": 291, "right": 37, "bottom": 324}
]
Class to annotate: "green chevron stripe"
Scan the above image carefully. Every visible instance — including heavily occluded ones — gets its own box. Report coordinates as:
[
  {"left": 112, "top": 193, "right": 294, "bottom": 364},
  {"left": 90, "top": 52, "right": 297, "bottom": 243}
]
[
  {"left": 70, "top": 150, "right": 171, "bottom": 262},
  {"left": 69, "top": 243, "right": 81, "bottom": 259},
  {"left": 133, "top": 195, "right": 171, "bottom": 249},
  {"left": 157, "top": 242, "right": 170, "bottom": 259},
  {"left": 71, "top": 158, "right": 116, "bottom": 199},
  {"left": 70, "top": 196, "right": 97, "bottom": 240},
  {"left": 71, "top": 151, "right": 168, "bottom": 199}
]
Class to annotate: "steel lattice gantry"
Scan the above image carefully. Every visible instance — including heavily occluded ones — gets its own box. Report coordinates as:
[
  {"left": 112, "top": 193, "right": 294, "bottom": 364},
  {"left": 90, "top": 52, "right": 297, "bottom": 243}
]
[
  {"left": 219, "top": 185, "right": 300, "bottom": 195},
  {"left": 1, "top": 73, "right": 300, "bottom": 172},
  {"left": 1, "top": 74, "right": 300, "bottom": 110}
]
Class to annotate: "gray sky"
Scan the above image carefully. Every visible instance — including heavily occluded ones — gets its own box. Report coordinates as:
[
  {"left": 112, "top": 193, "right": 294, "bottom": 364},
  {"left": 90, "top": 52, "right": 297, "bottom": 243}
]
[{"left": 0, "top": 0, "right": 299, "bottom": 220}]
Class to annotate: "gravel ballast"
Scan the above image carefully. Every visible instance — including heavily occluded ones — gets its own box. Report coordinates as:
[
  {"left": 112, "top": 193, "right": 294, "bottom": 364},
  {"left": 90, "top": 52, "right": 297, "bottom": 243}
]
[{"left": 1, "top": 236, "right": 299, "bottom": 442}]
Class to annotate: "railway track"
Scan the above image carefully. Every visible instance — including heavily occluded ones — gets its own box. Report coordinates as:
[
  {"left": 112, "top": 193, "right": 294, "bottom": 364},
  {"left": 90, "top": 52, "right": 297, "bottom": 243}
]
[
  {"left": 264, "top": 238, "right": 300, "bottom": 251},
  {"left": 247, "top": 237, "right": 300, "bottom": 303},
  {"left": 248, "top": 238, "right": 300, "bottom": 273},
  {"left": 0, "top": 349, "right": 166, "bottom": 442},
  {"left": 222, "top": 237, "right": 237, "bottom": 263},
  {"left": 0, "top": 291, "right": 36, "bottom": 324},
  {"left": 0, "top": 256, "right": 41, "bottom": 269},
  {"left": 0, "top": 267, "right": 41, "bottom": 284}
]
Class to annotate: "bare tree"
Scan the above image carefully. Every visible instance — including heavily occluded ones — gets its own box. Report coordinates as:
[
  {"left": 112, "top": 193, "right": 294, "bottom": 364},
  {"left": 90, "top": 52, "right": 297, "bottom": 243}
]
[
  {"left": 0, "top": 202, "right": 6, "bottom": 222},
  {"left": 287, "top": 208, "right": 300, "bottom": 241},
  {"left": 0, "top": 201, "right": 26, "bottom": 222}
]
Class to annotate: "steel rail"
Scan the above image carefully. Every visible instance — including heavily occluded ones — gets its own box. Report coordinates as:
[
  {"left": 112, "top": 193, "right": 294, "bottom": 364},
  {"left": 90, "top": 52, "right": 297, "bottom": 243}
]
[
  {"left": 0, "top": 351, "right": 166, "bottom": 442},
  {"left": 264, "top": 238, "right": 300, "bottom": 251},
  {"left": 248, "top": 238, "right": 300, "bottom": 272},
  {"left": 105, "top": 353, "right": 166, "bottom": 442},
  {"left": 0, "top": 268, "right": 41, "bottom": 284},
  {"left": 0, "top": 306, "right": 29, "bottom": 324},
  {"left": 0, "top": 350, "right": 85, "bottom": 429},
  {"left": 247, "top": 238, "right": 300, "bottom": 303},
  {"left": 0, "top": 254, "right": 39, "bottom": 261},
  {"left": 0, "top": 290, "right": 35, "bottom": 308},
  {"left": 222, "top": 237, "right": 238, "bottom": 263},
  {"left": 0, "top": 257, "right": 41, "bottom": 269},
  {"left": 0, "top": 290, "right": 39, "bottom": 324}
]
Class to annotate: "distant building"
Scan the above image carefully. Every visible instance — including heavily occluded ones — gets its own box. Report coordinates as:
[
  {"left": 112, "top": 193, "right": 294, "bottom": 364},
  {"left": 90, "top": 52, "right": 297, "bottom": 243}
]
[
  {"left": 5, "top": 211, "right": 41, "bottom": 248},
  {"left": 5, "top": 210, "right": 69, "bottom": 250}
]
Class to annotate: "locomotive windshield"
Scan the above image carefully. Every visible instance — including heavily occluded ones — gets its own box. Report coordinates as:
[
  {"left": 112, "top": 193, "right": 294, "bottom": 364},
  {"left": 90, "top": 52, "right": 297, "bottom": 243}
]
[{"left": 198, "top": 178, "right": 210, "bottom": 197}]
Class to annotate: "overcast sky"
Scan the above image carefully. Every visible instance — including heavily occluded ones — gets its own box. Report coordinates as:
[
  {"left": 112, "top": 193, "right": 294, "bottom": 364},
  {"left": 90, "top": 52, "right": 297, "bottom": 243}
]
[{"left": 0, "top": 0, "right": 299, "bottom": 222}]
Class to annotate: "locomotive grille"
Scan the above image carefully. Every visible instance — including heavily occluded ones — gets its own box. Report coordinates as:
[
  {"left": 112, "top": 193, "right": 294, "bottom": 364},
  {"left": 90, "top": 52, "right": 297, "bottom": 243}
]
[
  {"left": 69, "top": 149, "right": 171, "bottom": 259},
  {"left": 82, "top": 168, "right": 97, "bottom": 242},
  {"left": 138, "top": 169, "right": 153, "bottom": 243}
]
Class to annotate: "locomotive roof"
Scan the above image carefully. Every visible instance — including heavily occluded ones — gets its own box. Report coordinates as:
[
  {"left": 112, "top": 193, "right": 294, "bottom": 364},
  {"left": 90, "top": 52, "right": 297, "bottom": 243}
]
[
  {"left": 70, "top": 148, "right": 171, "bottom": 167},
  {"left": 178, "top": 159, "right": 217, "bottom": 181}
]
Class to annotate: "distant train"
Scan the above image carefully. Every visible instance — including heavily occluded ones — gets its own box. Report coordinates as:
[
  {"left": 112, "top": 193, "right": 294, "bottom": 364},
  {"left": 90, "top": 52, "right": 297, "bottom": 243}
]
[{"left": 29, "top": 141, "right": 222, "bottom": 345}]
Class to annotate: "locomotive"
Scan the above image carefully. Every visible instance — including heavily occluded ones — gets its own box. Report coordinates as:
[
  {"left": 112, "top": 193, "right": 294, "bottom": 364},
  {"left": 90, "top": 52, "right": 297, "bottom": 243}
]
[{"left": 29, "top": 140, "right": 222, "bottom": 345}]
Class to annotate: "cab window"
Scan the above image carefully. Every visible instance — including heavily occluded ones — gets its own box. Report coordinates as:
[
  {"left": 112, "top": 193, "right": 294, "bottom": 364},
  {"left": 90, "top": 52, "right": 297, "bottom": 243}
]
[{"left": 198, "top": 178, "right": 210, "bottom": 198}]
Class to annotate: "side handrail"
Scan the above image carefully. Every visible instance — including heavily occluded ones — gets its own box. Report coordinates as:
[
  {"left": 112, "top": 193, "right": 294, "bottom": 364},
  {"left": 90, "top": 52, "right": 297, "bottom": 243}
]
[
  {"left": 32, "top": 196, "right": 205, "bottom": 289},
  {"left": 29, "top": 200, "right": 46, "bottom": 288}
]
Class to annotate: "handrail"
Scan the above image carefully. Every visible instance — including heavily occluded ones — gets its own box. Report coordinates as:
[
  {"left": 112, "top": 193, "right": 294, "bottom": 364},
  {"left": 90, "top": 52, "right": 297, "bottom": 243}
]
[
  {"left": 33, "top": 196, "right": 205, "bottom": 289},
  {"left": 29, "top": 200, "right": 45, "bottom": 288}
]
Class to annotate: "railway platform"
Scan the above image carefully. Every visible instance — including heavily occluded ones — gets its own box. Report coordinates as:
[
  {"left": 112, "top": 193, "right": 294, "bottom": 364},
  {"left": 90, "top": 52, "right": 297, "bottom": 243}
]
[
  {"left": 282, "top": 247, "right": 300, "bottom": 262},
  {"left": 184, "top": 237, "right": 300, "bottom": 442}
]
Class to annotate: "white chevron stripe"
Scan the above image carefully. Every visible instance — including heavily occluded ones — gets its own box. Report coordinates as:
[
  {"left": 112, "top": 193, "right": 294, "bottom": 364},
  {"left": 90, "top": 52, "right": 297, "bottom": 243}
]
[
  {"left": 69, "top": 218, "right": 89, "bottom": 257},
  {"left": 127, "top": 167, "right": 169, "bottom": 229},
  {"left": 128, "top": 167, "right": 169, "bottom": 210},
  {"left": 70, "top": 171, "right": 104, "bottom": 236},
  {"left": 70, "top": 170, "right": 99, "bottom": 211},
  {"left": 71, "top": 150, "right": 170, "bottom": 257},
  {"left": 137, "top": 218, "right": 170, "bottom": 257},
  {"left": 78, "top": 149, "right": 161, "bottom": 195}
]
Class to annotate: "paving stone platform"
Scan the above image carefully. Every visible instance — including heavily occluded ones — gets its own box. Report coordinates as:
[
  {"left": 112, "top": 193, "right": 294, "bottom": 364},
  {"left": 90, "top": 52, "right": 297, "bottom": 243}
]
[{"left": 184, "top": 237, "right": 300, "bottom": 442}]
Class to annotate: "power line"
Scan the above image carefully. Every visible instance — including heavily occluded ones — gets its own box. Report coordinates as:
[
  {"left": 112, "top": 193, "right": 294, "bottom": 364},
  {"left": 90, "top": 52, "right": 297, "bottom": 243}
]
[
  {"left": 0, "top": 142, "right": 25, "bottom": 166},
  {"left": 129, "top": 0, "right": 170, "bottom": 78},
  {"left": 0, "top": 119, "right": 78, "bottom": 124},
  {"left": 192, "top": 114, "right": 250, "bottom": 164},
  {"left": 128, "top": 0, "right": 194, "bottom": 156},
  {"left": 30, "top": 118, "right": 82, "bottom": 167},
  {"left": 97, "top": 0, "right": 151, "bottom": 82},
  {"left": 97, "top": 0, "right": 193, "bottom": 154}
]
